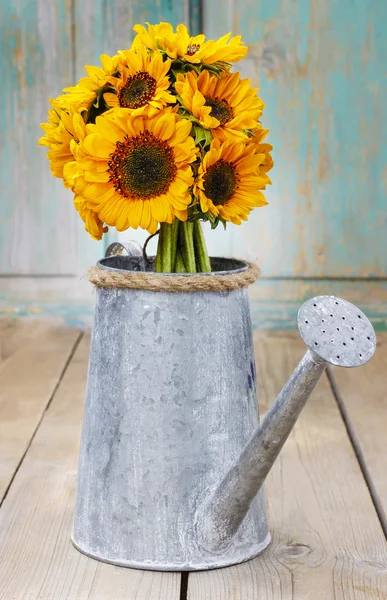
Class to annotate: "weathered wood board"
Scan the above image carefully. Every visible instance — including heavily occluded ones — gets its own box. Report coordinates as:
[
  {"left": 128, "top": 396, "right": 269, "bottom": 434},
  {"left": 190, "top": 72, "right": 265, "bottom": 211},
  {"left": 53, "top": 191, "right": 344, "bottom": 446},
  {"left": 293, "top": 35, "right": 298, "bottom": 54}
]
[
  {"left": 0, "top": 333, "right": 181, "bottom": 600},
  {"left": 0, "top": 0, "right": 191, "bottom": 277},
  {"left": 188, "top": 332, "right": 387, "bottom": 599},
  {"left": 329, "top": 335, "right": 387, "bottom": 534},
  {"left": 0, "top": 0, "right": 104, "bottom": 276},
  {"left": 0, "top": 322, "right": 80, "bottom": 501},
  {"left": 203, "top": 0, "right": 387, "bottom": 278}
]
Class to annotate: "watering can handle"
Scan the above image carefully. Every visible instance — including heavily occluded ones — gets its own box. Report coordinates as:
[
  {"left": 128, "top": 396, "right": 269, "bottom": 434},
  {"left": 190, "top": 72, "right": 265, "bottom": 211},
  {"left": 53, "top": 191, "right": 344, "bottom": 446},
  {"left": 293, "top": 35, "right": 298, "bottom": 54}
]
[{"left": 105, "top": 241, "right": 143, "bottom": 258}]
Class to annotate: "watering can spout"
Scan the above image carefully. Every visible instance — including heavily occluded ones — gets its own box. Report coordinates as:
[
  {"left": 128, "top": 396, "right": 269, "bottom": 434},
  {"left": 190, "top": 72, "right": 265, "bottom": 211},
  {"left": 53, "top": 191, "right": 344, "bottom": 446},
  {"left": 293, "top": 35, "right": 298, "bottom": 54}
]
[{"left": 196, "top": 296, "right": 376, "bottom": 553}]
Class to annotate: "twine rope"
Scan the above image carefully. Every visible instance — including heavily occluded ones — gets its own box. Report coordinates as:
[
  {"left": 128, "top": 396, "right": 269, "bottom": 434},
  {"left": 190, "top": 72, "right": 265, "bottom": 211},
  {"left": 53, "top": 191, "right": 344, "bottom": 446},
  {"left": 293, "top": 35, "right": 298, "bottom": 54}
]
[{"left": 87, "top": 262, "right": 260, "bottom": 292}]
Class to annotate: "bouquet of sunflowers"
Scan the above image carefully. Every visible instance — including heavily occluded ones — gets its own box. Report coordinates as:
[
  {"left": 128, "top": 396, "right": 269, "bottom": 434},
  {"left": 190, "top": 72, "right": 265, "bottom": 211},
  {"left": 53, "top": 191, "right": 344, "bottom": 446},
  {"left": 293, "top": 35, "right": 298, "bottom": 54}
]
[{"left": 39, "top": 22, "right": 273, "bottom": 273}]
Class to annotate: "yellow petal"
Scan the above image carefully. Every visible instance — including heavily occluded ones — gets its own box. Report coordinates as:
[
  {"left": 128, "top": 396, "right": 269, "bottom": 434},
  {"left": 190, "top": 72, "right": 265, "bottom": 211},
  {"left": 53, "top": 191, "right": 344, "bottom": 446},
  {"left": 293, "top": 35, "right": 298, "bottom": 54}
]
[
  {"left": 84, "top": 170, "right": 110, "bottom": 183},
  {"left": 83, "top": 134, "right": 115, "bottom": 158}
]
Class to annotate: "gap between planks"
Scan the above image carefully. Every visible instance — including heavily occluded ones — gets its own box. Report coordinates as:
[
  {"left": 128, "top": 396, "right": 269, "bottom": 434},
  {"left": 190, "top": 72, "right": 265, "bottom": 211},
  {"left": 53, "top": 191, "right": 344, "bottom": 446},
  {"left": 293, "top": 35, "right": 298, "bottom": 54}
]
[
  {"left": 325, "top": 333, "right": 387, "bottom": 541},
  {"left": 0, "top": 331, "right": 83, "bottom": 508},
  {"left": 1, "top": 329, "right": 387, "bottom": 599},
  {"left": 187, "top": 332, "right": 387, "bottom": 599},
  {"left": 0, "top": 333, "right": 181, "bottom": 600},
  {"left": 326, "top": 367, "right": 387, "bottom": 541},
  {"left": 0, "top": 322, "right": 82, "bottom": 503}
]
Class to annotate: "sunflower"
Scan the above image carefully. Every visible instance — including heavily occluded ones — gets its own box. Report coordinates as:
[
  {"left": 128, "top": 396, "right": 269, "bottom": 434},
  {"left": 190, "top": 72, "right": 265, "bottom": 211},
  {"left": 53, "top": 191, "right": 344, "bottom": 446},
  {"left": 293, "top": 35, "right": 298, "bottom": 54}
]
[
  {"left": 57, "top": 53, "right": 120, "bottom": 117},
  {"left": 103, "top": 46, "right": 175, "bottom": 116},
  {"left": 248, "top": 127, "right": 274, "bottom": 178},
  {"left": 133, "top": 22, "right": 247, "bottom": 65},
  {"left": 74, "top": 108, "right": 198, "bottom": 234},
  {"left": 194, "top": 138, "right": 270, "bottom": 225},
  {"left": 175, "top": 70, "right": 263, "bottom": 142},
  {"left": 74, "top": 196, "right": 108, "bottom": 241},
  {"left": 39, "top": 100, "right": 87, "bottom": 185}
]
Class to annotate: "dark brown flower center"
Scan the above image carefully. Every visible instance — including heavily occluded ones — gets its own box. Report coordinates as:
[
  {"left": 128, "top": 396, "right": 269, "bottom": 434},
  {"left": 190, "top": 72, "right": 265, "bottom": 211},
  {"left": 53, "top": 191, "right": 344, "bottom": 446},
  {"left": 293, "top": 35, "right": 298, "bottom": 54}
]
[
  {"left": 119, "top": 72, "right": 157, "bottom": 109},
  {"left": 205, "top": 96, "right": 233, "bottom": 125},
  {"left": 186, "top": 44, "right": 200, "bottom": 56},
  {"left": 108, "top": 132, "right": 177, "bottom": 199},
  {"left": 203, "top": 160, "right": 237, "bottom": 206}
]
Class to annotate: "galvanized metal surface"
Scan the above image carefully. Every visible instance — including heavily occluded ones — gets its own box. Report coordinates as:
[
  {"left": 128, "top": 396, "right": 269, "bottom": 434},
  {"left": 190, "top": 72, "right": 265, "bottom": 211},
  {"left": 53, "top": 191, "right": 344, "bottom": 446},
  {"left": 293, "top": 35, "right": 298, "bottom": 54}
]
[
  {"left": 73, "top": 268, "right": 376, "bottom": 570},
  {"left": 97, "top": 255, "right": 250, "bottom": 276},
  {"left": 196, "top": 349, "right": 327, "bottom": 553},
  {"left": 72, "top": 260, "right": 270, "bottom": 571},
  {"left": 74, "top": 251, "right": 377, "bottom": 570},
  {"left": 298, "top": 296, "right": 376, "bottom": 367},
  {"left": 104, "top": 241, "right": 143, "bottom": 258}
]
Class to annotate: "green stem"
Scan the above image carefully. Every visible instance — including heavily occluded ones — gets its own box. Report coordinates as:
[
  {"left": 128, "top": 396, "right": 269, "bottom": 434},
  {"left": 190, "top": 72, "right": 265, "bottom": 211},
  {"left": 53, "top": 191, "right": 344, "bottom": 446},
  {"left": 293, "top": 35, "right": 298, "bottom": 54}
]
[
  {"left": 193, "top": 220, "right": 211, "bottom": 273},
  {"left": 162, "top": 222, "right": 173, "bottom": 272},
  {"left": 156, "top": 222, "right": 178, "bottom": 273},
  {"left": 180, "top": 221, "right": 196, "bottom": 273},
  {"left": 156, "top": 219, "right": 210, "bottom": 273},
  {"left": 175, "top": 247, "right": 186, "bottom": 272},
  {"left": 170, "top": 219, "right": 179, "bottom": 272},
  {"left": 155, "top": 225, "right": 164, "bottom": 272}
]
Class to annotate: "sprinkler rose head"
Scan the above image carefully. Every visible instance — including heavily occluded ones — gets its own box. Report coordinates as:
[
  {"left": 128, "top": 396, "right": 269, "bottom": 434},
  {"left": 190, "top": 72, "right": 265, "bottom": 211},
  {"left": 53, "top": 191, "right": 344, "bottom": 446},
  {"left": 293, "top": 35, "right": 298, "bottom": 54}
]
[{"left": 298, "top": 295, "right": 376, "bottom": 368}]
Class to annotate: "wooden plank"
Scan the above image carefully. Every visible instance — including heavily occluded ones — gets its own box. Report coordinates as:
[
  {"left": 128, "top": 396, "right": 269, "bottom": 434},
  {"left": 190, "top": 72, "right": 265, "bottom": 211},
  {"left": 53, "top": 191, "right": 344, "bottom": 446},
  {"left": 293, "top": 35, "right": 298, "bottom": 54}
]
[
  {"left": 0, "top": 275, "right": 95, "bottom": 327},
  {"left": 0, "top": 319, "right": 75, "bottom": 361},
  {"left": 0, "top": 323, "right": 80, "bottom": 501},
  {"left": 0, "top": 0, "right": 84, "bottom": 275},
  {"left": 74, "top": 0, "right": 189, "bottom": 72},
  {"left": 0, "top": 334, "right": 180, "bottom": 600},
  {"left": 188, "top": 332, "right": 387, "bottom": 599},
  {"left": 203, "top": 1, "right": 387, "bottom": 278},
  {"left": 328, "top": 332, "right": 387, "bottom": 531}
]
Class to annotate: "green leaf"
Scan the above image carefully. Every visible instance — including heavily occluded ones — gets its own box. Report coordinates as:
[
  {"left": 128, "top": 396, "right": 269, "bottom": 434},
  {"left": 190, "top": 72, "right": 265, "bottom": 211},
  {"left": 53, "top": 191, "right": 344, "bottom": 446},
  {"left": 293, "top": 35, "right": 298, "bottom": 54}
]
[
  {"left": 191, "top": 124, "right": 213, "bottom": 147},
  {"left": 201, "top": 64, "right": 222, "bottom": 78},
  {"left": 187, "top": 212, "right": 203, "bottom": 222},
  {"left": 86, "top": 86, "right": 113, "bottom": 124},
  {"left": 172, "top": 70, "right": 186, "bottom": 80},
  {"left": 180, "top": 113, "right": 201, "bottom": 124},
  {"left": 203, "top": 128, "right": 213, "bottom": 145},
  {"left": 193, "top": 126, "right": 206, "bottom": 144},
  {"left": 214, "top": 60, "right": 232, "bottom": 72},
  {"left": 184, "top": 63, "right": 200, "bottom": 75}
]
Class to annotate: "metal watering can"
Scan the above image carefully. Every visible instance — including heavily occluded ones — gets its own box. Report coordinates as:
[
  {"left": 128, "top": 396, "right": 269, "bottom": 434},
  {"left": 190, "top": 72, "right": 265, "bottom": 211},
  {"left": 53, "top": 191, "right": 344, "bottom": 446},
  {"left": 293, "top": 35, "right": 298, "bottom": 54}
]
[{"left": 72, "top": 243, "right": 376, "bottom": 571}]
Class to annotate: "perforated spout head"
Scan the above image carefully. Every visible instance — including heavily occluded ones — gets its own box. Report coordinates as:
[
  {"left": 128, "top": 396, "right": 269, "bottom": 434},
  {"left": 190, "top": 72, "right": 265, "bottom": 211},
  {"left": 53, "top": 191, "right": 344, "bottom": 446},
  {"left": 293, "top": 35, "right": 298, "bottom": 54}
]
[{"left": 298, "top": 295, "right": 376, "bottom": 367}]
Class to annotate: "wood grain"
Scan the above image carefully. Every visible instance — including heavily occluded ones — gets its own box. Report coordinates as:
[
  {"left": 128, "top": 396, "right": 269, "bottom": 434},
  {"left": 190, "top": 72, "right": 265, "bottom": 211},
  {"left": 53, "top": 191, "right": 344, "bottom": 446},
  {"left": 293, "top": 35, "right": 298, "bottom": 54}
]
[
  {"left": 328, "top": 332, "right": 387, "bottom": 531},
  {"left": 203, "top": 0, "right": 387, "bottom": 278},
  {"left": 0, "top": 0, "right": 82, "bottom": 275},
  {"left": 0, "top": 323, "right": 80, "bottom": 501},
  {"left": 188, "top": 332, "right": 387, "bottom": 599},
  {"left": 0, "top": 334, "right": 181, "bottom": 600}
]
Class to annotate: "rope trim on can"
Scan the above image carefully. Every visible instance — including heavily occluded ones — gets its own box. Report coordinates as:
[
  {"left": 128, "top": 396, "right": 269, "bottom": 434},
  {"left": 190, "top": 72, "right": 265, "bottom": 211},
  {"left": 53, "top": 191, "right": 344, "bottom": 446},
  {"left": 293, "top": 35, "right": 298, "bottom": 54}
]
[{"left": 87, "top": 262, "right": 260, "bottom": 292}]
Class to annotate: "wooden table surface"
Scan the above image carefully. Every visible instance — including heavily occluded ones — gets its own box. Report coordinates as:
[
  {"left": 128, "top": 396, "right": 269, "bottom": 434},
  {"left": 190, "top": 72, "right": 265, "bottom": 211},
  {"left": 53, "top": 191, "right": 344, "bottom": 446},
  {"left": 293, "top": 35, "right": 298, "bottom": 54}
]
[{"left": 0, "top": 321, "right": 386, "bottom": 599}]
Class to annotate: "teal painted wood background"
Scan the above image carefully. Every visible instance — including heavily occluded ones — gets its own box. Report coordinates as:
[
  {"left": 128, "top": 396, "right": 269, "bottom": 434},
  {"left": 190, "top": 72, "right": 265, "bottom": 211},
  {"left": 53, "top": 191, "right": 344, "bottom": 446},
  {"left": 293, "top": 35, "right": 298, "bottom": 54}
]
[
  {"left": 0, "top": 0, "right": 386, "bottom": 318},
  {"left": 202, "top": 0, "right": 387, "bottom": 277},
  {"left": 0, "top": 0, "right": 190, "bottom": 276}
]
